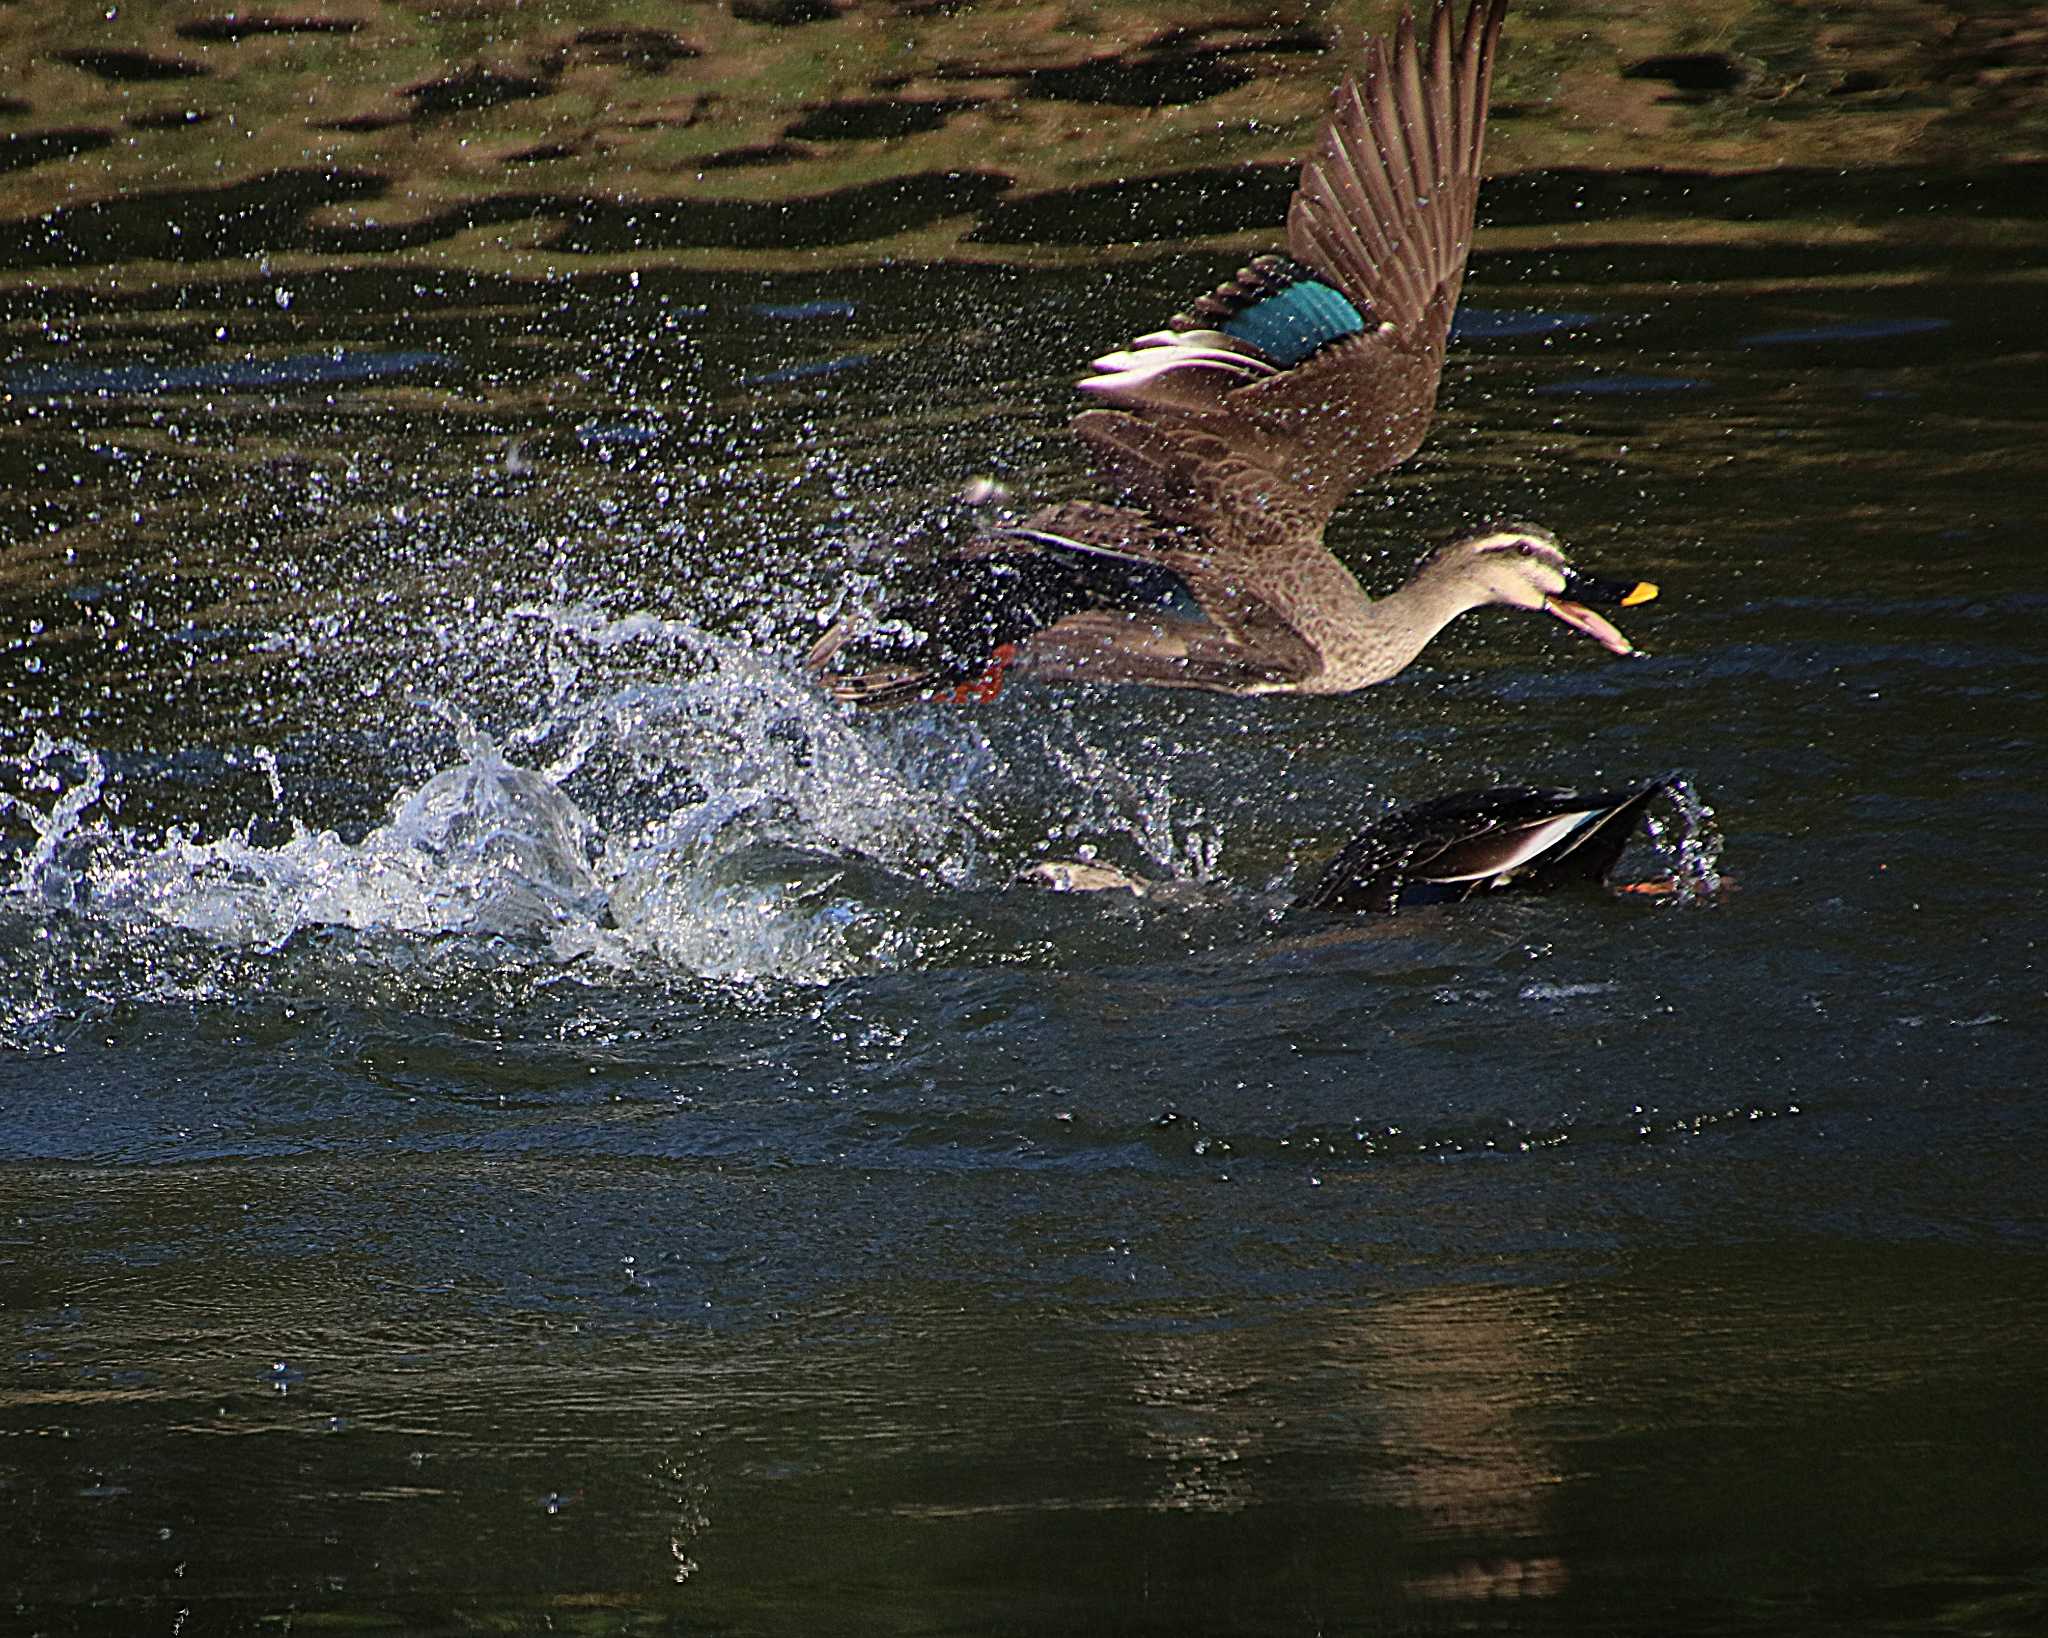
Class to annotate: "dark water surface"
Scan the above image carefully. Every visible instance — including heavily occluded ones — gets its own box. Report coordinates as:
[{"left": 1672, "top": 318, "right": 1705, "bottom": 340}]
[{"left": 5, "top": 12, "right": 2048, "bottom": 1636}]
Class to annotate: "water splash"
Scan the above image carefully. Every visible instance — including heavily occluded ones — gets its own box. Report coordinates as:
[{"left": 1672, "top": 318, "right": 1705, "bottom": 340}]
[
  {"left": 1644, "top": 775, "right": 1725, "bottom": 903},
  {"left": 498, "top": 599, "right": 987, "bottom": 879},
  {"left": 86, "top": 720, "right": 607, "bottom": 953},
  {"left": 2, "top": 737, "right": 119, "bottom": 1051},
  {"left": 1, "top": 612, "right": 1006, "bottom": 997},
  {"left": 0, "top": 735, "right": 111, "bottom": 908},
  {"left": 1035, "top": 722, "right": 1224, "bottom": 884}
]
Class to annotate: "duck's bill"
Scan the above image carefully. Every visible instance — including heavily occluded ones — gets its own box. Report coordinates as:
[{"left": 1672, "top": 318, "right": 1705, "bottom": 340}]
[
  {"left": 1543, "top": 596, "right": 1633, "bottom": 654},
  {"left": 1546, "top": 573, "right": 1659, "bottom": 655}
]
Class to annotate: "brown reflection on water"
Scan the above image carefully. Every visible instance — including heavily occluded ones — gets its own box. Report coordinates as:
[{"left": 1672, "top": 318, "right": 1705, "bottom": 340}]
[
  {"left": 1075, "top": 1279, "right": 1581, "bottom": 1598},
  {"left": 2, "top": 1, "right": 2046, "bottom": 277},
  {"left": 1323, "top": 1287, "right": 1571, "bottom": 1601}
]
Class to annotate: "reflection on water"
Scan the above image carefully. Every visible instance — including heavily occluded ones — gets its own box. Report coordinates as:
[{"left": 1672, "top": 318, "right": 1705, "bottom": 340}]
[
  {"left": 4, "top": 2, "right": 2048, "bottom": 1632},
  {"left": 5, "top": 348, "right": 448, "bottom": 399},
  {"left": 3, "top": 0, "right": 2044, "bottom": 271}
]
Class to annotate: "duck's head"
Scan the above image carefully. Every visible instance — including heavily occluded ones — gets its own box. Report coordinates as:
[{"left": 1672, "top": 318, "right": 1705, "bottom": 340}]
[{"left": 1424, "top": 523, "right": 1658, "bottom": 655}]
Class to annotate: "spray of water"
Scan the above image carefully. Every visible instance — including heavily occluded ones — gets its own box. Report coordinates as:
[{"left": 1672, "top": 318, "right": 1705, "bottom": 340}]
[
  {"left": 1034, "top": 720, "right": 1225, "bottom": 884},
  {"left": 0, "top": 734, "right": 110, "bottom": 908},
  {"left": 0, "top": 608, "right": 1006, "bottom": 997},
  {"left": 1644, "top": 775, "right": 1725, "bottom": 903},
  {"left": 2, "top": 572, "right": 1725, "bottom": 1047}
]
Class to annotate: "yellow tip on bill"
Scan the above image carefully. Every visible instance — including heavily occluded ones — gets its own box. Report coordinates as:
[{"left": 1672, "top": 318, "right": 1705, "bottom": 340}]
[{"left": 1622, "top": 581, "right": 1660, "bottom": 607}]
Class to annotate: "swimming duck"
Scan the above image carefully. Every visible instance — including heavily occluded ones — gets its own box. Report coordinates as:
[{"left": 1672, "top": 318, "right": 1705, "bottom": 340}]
[
  {"left": 1292, "top": 779, "right": 1675, "bottom": 912},
  {"left": 811, "top": 0, "right": 1657, "bottom": 707},
  {"left": 1020, "top": 779, "right": 1677, "bottom": 911}
]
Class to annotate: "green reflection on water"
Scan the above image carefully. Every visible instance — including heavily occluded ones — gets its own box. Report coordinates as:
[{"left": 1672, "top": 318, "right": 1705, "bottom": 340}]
[{"left": 2, "top": 0, "right": 2046, "bottom": 277}]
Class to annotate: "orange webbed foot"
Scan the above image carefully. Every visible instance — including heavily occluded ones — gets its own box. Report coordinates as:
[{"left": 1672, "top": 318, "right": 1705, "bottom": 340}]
[{"left": 931, "top": 642, "right": 1018, "bottom": 705}]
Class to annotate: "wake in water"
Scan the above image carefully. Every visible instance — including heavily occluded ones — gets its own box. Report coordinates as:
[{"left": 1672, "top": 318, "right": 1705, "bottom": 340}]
[
  {"left": 0, "top": 598, "right": 1725, "bottom": 1059},
  {"left": 1, "top": 622, "right": 974, "bottom": 990},
  {"left": 0, "top": 601, "right": 1247, "bottom": 1020}
]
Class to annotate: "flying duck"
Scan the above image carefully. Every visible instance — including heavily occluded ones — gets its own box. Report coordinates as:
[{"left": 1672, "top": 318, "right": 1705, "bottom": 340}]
[{"left": 810, "top": 0, "right": 1657, "bottom": 707}]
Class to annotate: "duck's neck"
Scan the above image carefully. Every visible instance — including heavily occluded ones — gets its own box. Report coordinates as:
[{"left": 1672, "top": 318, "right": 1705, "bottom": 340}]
[{"left": 1310, "top": 565, "right": 1485, "bottom": 692}]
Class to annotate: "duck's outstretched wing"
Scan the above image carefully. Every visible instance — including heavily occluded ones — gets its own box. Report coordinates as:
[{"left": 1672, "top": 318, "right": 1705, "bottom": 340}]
[
  {"left": 1075, "top": 0, "right": 1509, "bottom": 544},
  {"left": 1295, "top": 780, "right": 1669, "bottom": 914}
]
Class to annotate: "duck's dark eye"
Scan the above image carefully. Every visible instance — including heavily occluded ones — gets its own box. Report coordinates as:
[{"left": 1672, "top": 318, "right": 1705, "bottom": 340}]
[{"left": 1515, "top": 541, "right": 1537, "bottom": 557}]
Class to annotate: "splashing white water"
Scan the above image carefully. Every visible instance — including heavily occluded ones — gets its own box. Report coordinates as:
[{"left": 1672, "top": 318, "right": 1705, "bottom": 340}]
[
  {"left": 88, "top": 717, "right": 607, "bottom": 953},
  {"left": 2, "top": 592, "right": 1724, "bottom": 1017},
  {"left": 1, "top": 615, "right": 998, "bottom": 989},
  {"left": 504, "top": 600, "right": 985, "bottom": 876},
  {"left": 0, "top": 734, "right": 110, "bottom": 907},
  {"left": 1035, "top": 721, "right": 1224, "bottom": 884},
  {"left": 1644, "top": 775, "right": 1725, "bottom": 903}
]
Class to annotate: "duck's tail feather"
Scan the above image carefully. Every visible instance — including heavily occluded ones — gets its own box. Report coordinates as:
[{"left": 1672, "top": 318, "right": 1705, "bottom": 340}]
[{"left": 817, "top": 665, "right": 944, "bottom": 709}]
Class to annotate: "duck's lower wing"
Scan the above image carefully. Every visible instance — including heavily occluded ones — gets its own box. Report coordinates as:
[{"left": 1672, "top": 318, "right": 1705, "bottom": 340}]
[
  {"left": 811, "top": 499, "right": 1321, "bottom": 705},
  {"left": 1014, "top": 606, "right": 1319, "bottom": 693}
]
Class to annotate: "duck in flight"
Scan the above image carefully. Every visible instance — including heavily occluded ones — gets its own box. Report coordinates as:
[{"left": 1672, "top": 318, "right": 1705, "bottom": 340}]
[{"left": 809, "top": 0, "right": 1657, "bottom": 707}]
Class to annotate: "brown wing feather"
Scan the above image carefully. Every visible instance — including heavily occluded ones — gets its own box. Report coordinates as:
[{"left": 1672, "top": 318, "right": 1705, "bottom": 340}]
[
  {"left": 1073, "top": 0, "right": 1508, "bottom": 538},
  {"left": 1257, "top": 0, "right": 1507, "bottom": 488},
  {"left": 1069, "top": 411, "right": 1322, "bottom": 557},
  {"left": 953, "top": 499, "right": 1190, "bottom": 564},
  {"left": 1289, "top": 0, "right": 1505, "bottom": 336}
]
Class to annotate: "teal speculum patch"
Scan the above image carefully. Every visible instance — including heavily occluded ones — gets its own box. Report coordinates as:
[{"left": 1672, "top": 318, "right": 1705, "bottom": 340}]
[{"left": 1219, "top": 279, "right": 1364, "bottom": 366}]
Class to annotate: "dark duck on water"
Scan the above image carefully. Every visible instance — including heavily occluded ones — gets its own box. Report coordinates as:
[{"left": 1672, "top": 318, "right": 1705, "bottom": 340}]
[
  {"left": 1020, "top": 781, "right": 1695, "bottom": 910},
  {"left": 809, "top": 0, "right": 1658, "bottom": 707},
  {"left": 1291, "top": 780, "right": 1681, "bottom": 914}
]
